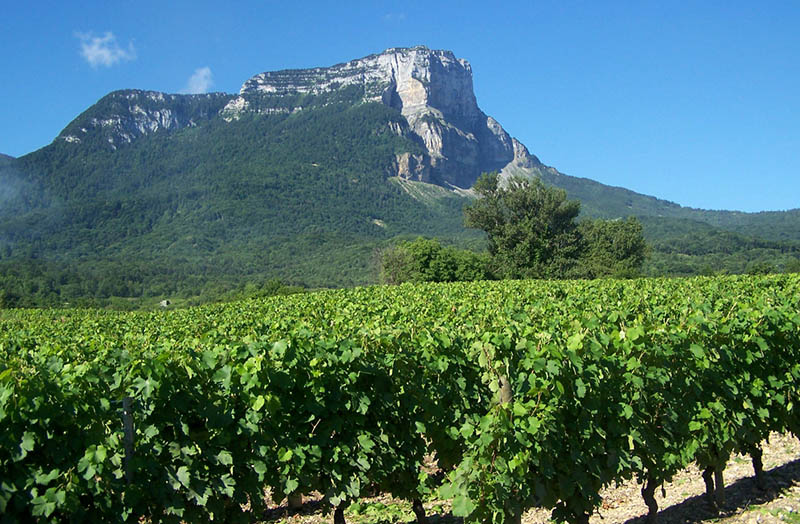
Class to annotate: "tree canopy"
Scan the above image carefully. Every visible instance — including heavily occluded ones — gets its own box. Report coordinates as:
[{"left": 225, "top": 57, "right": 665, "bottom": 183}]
[
  {"left": 464, "top": 172, "right": 649, "bottom": 280},
  {"left": 464, "top": 173, "right": 582, "bottom": 279},
  {"left": 576, "top": 217, "right": 649, "bottom": 278},
  {"left": 378, "top": 237, "right": 492, "bottom": 285}
]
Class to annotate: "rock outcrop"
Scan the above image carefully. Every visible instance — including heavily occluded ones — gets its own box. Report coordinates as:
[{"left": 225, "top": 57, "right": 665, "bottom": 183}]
[
  {"left": 56, "top": 47, "right": 542, "bottom": 188},
  {"left": 58, "top": 90, "right": 231, "bottom": 149},
  {"left": 233, "top": 46, "right": 540, "bottom": 187},
  {"left": 391, "top": 152, "right": 431, "bottom": 183}
]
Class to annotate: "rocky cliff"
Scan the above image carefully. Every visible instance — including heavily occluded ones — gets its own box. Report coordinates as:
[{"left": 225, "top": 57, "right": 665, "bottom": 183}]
[
  {"left": 58, "top": 90, "right": 232, "bottom": 150},
  {"left": 228, "top": 46, "right": 542, "bottom": 187},
  {"left": 55, "top": 47, "right": 540, "bottom": 188}
]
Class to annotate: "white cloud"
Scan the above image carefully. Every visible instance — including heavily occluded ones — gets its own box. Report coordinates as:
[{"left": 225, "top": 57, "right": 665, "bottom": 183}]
[
  {"left": 180, "top": 67, "right": 214, "bottom": 94},
  {"left": 383, "top": 13, "right": 407, "bottom": 22},
  {"left": 76, "top": 31, "right": 136, "bottom": 68}
]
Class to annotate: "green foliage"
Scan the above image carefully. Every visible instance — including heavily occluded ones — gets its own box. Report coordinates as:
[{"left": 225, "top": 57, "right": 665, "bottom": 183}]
[
  {"left": 440, "top": 275, "right": 800, "bottom": 522},
  {"left": 641, "top": 216, "right": 800, "bottom": 277},
  {"left": 1, "top": 275, "right": 799, "bottom": 523},
  {"left": 576, "top": 217, "right": 649, "bottom": 278},
  {"left": 464, "top": 173, "right": 582, "bottom": 279},
  {"left": 464, "top": 173, "right": 648, "bottom": 280},
  {"left": 378, "top": 237, "right": 493, "bottom": 284},
  {"left": 747, "top": 261, "right": 777, "bottom": 275}
]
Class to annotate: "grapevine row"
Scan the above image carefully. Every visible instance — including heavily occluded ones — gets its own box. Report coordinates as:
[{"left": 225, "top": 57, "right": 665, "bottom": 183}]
[{"left": 0, "top": 274, "right": 798, "bottom": 523}]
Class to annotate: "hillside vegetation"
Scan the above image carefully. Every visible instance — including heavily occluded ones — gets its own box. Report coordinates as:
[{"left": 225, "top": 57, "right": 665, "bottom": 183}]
[
  {"left": 0, "top": 97, "right": 478, "bottom": 306},
  {"left": 1, "top": 84, "right": 799, "bottom": 307}
]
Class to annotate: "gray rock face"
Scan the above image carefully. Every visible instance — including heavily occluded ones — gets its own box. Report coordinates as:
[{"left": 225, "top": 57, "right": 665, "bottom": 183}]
[
  {"left": 392, "top": 152, "right": 431, "bottom": 183},
  {"left": 59, "top": 90, "right": 232, "bottom": 150},
  {"left": 57, "top": 47, "right": 542, "bottom": 188},
  {"left": 235, "top": 46, "right": 539, "bottom": 187}
]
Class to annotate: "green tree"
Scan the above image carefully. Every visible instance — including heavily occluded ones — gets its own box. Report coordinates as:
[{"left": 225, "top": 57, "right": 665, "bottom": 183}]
[
  {"left": 0, "top": 289, "right": 20, "bottom": 308},
  {"left": 377, "top": 243, "right": 417, "bottom": 285},
  {"left": 464, "top": 173, "right": 649, "bottom": 280},
  {"left": 747, "top": 261, "right": 775, "bottom": 275},
  {"left": 464, "top": 173, "right": 582, "bottom": 279},
  {"left": 378, "top": 237, "right": 492, "bottom": 284},
  {"left": 576, "top": 217, "right": 649, "bottom": 278}
]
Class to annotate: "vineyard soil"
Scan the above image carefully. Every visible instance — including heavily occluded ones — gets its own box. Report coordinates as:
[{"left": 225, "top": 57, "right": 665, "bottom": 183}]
[{"left": 262, "top": 433, "right": 800, "bottom": 524}]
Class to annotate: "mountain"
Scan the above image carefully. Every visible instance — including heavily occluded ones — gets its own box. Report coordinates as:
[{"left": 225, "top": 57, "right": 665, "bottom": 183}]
[
  {"left": 537, "top": 169, "right": 800, "bottom": 242},
  {"left": 54, "top": 47, "right": 536, "bottom": 188},
  {"left": 0, "top": 154, "right": 15, "bottom": 180},
  {"left": 225, "top": 46, "right": 536, "bottom": 188},
  {"left": 57, "top": 91, "right": 232, "bottom": 150},
  {"left": 0, "top": 46, "right": 798, "bottom": 306}
]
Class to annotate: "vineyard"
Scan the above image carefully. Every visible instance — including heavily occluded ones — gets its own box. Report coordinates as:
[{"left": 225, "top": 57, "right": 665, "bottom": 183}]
[{"left": 1, "top": 275, "right": 799, "bottom": 523}]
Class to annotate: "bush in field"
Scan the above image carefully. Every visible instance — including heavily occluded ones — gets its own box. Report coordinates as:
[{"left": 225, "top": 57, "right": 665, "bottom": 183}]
[{"left": 378, "top": 237, "right": 493, "bottom": 284}]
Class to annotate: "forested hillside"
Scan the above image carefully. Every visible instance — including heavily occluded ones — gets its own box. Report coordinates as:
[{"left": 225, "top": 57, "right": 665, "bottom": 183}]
[
  {"left": 1, "top": 49, "right": 799, "bottom": 308},
  {"left": 0, "top": 96, "right": 478, "bottom": 307}
]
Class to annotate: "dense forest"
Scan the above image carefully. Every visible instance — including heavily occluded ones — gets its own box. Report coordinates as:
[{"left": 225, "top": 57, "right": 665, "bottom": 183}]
[
  {"left": 1, "top": 88, "right": 798, "bottom": 309},
  {"left": 0, "top": 96, "right": 478, "bottom": 308}
]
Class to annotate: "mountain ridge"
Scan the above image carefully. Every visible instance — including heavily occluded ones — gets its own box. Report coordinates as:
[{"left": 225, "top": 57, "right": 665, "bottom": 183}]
[
  {"left": 229, "top": 45, "right": 543, "bottom": 188},
  {"left": 43, "top": 45, "right": 794, "bottom": 215},
  {"left": 57, "top": 90, "right": 232, "bottom": 150},
  {"left": 0, "top": 46, "right": 798, "bottom": 306},
  {"left": 50, "top": 46, "right": 540, "bottom": 188}
]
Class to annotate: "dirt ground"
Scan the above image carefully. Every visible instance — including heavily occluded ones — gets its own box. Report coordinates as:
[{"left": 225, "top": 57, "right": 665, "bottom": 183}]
[{"left": 260, "top": 433, "right": 800, "bottom": 524}]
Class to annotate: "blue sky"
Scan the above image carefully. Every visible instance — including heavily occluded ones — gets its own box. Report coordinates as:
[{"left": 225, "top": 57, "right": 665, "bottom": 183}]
[{"left": 2, "top": 1, "right": 798, "bottom": 212}]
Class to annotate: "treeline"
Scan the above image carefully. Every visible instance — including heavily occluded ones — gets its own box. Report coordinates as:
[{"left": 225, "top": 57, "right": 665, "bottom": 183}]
[
  {"left": 641, "top": 217, "right": 800, "bottom": 276},
  {"left": 0, "top": 260, "right": 305, "bottom": 310},
  {"left": 379, "top": 173, "right": 649, "bottom": 284}
]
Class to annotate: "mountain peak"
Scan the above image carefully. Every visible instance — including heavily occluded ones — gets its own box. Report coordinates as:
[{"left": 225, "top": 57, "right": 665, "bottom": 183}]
[
  {"left": 57, "top": 89, "right": 232, "bottom": 149},
  {"left": 239, "top": 46, "right": 477, "bottom": 120},
  {"left": 53, "top": 47, "right": 540, "bottom": 188},
  {"left": 232, "top": 46, "right": 536, "bottom": 187}
]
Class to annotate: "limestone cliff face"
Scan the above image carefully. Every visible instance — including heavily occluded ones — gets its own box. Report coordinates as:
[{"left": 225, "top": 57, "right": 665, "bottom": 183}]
[
  {"left": 231, "top": 46, "right": 539, "bottom": 187},
  {"left": 391, "top": 152, "right": 431, "bottom": 182},
  {"left": 56, "top": 47, "right": 542, "bottom": 188},
  {"left": 58, "top": 90, "right": 231, "bottom": 150}
]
